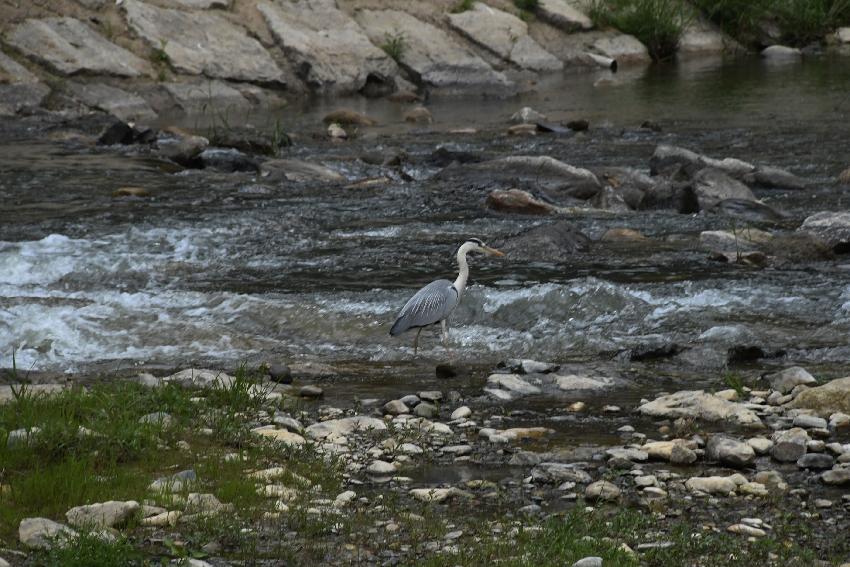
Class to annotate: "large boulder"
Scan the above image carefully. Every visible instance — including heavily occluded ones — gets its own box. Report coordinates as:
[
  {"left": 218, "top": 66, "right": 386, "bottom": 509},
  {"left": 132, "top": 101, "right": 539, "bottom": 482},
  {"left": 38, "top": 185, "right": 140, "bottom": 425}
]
[
  {"left": 354, "top": 9, "right": 511, "bottom": 91},
  {"left": 68, "top": 83, "right": 156, "bottom": 122},
  {"left": 650, "top": 145, "right": 755, "bottom": 178},
  {"left": 691, "top": 168, "right": 757, "bottom": 210},
  {"left": 638, "top": 390, "right": 763, "bottom": 428},
  {"left": 500, "top": 221, "right": 590, "bottom": 262},
  {"left": 765, "top": 367, "right": 816, "bottom": 394},
  {"left": 123, "top": 0, "right": 284, "bottom": 84},
  {"left": 789, "top": 377, "right": 850, "bottom": 417},
  {"left": 798, "top": 212, "right": 850, "bottom": 253},
  {"left": 19, "top": 518, "right": 77, "bottom": 550},
  {"left": 7, "top": 17, "right": 150, "bottom": 77},
  {"left": 258, "top": 0, "right": 397, "bottom": 94},
  {"left": 447, "top": 4, "right": 562, "bottom": 72},
  {"left": 0, "top": 51, "right": 50, "bottom": 116},
  {"left": 66, "top": 501, "right": 140, "bottom": 529}
]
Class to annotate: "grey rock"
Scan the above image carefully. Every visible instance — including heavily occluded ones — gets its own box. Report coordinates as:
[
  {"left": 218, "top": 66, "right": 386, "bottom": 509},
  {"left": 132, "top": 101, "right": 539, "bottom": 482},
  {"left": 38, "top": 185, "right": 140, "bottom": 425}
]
[
  {"left": 354, "top": 9, "right": 511, "bottom": 91},
  {"left": 156, "top": 133, "right": 209, "bottom": 164},
  {"left": 7, "top": 17, "right": 150, "bottom": 77},
  {"left": 186, "top": 493, "right": 228, "bottom": 515},
  {"left": 67, "top": 501, "right": 140, "bottom": 529},
  {"left": 450, "top": 406, "right": 472, "bottom": 420},
  {"left": 400, "top": 394, "right": 421, "bottom": 407},
  {"left": 754, "top": 470, "right": 788, "bottom": 493},
  {"left": 762, "top": 45, "right": 802, "bottom": 59},
  {"left": 366, "top": 460, "right": 396, "bottom": 476},
  {"left": 447, "top": 4, "right": 562, "bottom": 72},
  {"left": 638, "top": 390, "right": 763, "bottom": 428},
  {"left": 572, "top": 557, "right": 603, "bottom": 567},
  {"left": 298, "top": 385, "right": 324, "bottom": 398},
  {"left": 706, "top": 435, "right": 755, "bottom": 468},
  {"left": 743, "top": 166, "right": 807, "bottom": 190},
  {"left": 692, "top": 168, "right": 757, "bottom": 210},
  {"left": 650, "top": 145, "right": 755, "bottom": 178},
  {"left": 555, "top": 374, "right": 617, "bottom": 391},
  {"left": 766, "top": 367, "right": 816, "bottom": 394},
  {"left": 162, "top": 368, "right": 234, "bottom": 389},
  {"left": 272, "top": 414, "right": 303, "bottom": 433},
  {"left": 591, "top": 33, "right": 650, "bottom": 64},
  {"left": 789, "top": 376, "right": 850, "bottom": 417},
  {"left": 797, "top": 453, "right": 834, "bottom": 470},
  {"left": 149, "top": 469, "right": 197, "bottom": 492},
  {"left": 531, "top": 462, "right": 591, "bottom": 484},
  {"left": 261, "top": 159, "right": 346, "bottom": 183},
  {"left": 305, "top": 416, "right": 386, "bottom": 440},
  {"left": 793, "top": 414, "right": 828, "bottom": 429},
  {"left": 414, "top": 402, "right": 439, "bottom": 418},
  {"left": 161, "top": 80, "right": 251, "bottom": 114},
  {"left": 258, "top": 0, "right": 396, "bottom": 94},
  {"left": 670, "top": 443, "right": 698, "bottom": 464},
  {"left": 441, "top": 444, "right": 473, "bottom": 456},
  {"left": 536, "top": 0, "right": 593, "bottom": 31},
  {"left": 771, "top": 428, "right": 809, "bottom": 462},
  {"left": 518, "top": 503, "right": 543, "bottom": 516},
  {"left": 418, "top": 391, "right": 443, "bottom": 403},
  {"left": 7, "top": 427, "right": 41, "bottom": 447},
  {"left": 508, "top": 359, "right": 557, "bottom": 374},
  {"left": 821, "top": 468, "right": 850, "bottom": 485},
  {"left": 798, "top": 213, "right": 850, "bottom": 253},
  {"left": 585, "top": 480, "right": 621, "bottom": 502},
  {"left": 383, "top": 400, "right": 410, "bottom": 415},
  {"left": 0, "top": 52, "right": 50, "bottom": 116},
  {"left": 68, "top": 82, "right": 156, "bottom": 122},
  {"left": 123, "top": 0, "right": 284, "bottom": 84},
  {"left": 19, "top": 518, "right": 77, "bottom": 549},
  {"left": 500, "top": 221, "right": 591, "bottom": 263},
  {"left": 685, "top": 476, "right": 737, "bottom": 495},
  {"left": 268, "top": 363, "right": 292, "bottom": 384},
  {"left": 486, "top": 374, "right": 541, "bottom": 396},
  {"left": 138, "top": 412, "right": 174, "bottom": 427}
]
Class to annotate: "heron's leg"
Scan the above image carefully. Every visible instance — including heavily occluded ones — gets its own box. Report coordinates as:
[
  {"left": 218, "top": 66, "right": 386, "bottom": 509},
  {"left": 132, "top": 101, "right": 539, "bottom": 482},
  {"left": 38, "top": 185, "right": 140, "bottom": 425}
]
[
  {"left": 413, "top": 328, "right": 422, "bottom": 356},
  {"left": 440, "top": 320, "right": 454, "bottom": 358}
]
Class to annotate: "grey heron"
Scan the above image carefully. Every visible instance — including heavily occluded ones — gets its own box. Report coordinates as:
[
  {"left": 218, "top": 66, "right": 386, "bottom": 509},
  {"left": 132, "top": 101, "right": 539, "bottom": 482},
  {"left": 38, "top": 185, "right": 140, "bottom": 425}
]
[{"left": 390, "top": 238, "right": 505, "bottom": 355}]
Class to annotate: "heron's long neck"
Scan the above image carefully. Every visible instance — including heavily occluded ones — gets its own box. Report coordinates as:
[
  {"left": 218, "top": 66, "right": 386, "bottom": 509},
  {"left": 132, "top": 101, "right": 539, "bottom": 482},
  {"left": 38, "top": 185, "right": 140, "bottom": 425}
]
[{"left": 453, "top": 247, "right": 470, "bottom": 295}]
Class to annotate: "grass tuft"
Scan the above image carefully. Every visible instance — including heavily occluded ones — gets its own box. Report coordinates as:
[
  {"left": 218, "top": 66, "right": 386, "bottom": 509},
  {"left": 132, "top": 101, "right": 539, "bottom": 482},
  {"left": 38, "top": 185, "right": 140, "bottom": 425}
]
[
  {"left": 36, "top": 530, "right": 141, "bottom": 567},
  {"left": 451, "top": 0, "right": 475, "bottom": 12},
  {"left": 380, "top": 32, "right": 407, "bottom": 63},
  {"left": 588, "top": 0, "right": 689, "bottom": 61}
]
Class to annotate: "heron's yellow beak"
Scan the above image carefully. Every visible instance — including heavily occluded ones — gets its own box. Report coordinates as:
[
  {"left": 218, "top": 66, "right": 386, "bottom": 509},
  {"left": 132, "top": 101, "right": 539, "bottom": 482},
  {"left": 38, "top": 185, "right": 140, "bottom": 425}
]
[{"left": 484, "top": 246, "right": 505, "bottom": 257}]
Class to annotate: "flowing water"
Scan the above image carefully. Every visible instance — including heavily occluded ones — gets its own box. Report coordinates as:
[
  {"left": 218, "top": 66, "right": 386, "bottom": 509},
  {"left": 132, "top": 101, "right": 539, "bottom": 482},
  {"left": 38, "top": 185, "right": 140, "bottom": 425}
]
[{"left": 1, "top": 55, "right": 850, "bottom": 381}]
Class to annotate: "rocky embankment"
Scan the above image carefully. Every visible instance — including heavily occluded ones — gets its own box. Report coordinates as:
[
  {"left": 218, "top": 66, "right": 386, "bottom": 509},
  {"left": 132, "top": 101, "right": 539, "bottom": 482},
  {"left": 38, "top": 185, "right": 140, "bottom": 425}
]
[
  {"left": 0, "top": 0, "right": 768, "bottom": 120},
  {"left": 2, "top": 361, "right": 850, "bottom": 565}
]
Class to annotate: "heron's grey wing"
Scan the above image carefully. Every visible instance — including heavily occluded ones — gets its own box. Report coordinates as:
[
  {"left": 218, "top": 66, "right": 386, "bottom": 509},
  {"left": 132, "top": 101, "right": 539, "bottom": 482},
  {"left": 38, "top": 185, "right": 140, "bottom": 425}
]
[{"left": 390, "top": 279, "right": 458, "bottom": 336}]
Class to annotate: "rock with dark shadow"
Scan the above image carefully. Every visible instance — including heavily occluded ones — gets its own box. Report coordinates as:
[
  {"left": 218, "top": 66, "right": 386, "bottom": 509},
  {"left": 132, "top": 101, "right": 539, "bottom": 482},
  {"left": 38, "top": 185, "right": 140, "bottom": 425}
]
[{"left": 500, "top": 221, "right": 590, "bottom": 262}]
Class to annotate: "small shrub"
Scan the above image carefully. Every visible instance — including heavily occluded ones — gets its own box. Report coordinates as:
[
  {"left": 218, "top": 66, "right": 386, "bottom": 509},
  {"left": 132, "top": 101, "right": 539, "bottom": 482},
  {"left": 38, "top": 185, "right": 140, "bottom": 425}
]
[
  {"left": 589, "top": 0, "right": 689, "bottom": 61},
  {"left": 451, "top": 0, "right": 475, "bottom": 13},
  {"left": 380, "top": 32, "right": 406, "bottom": 63},
  {"left": 514, "top": 0, "right": 539, "bottom": 11},
  {"left": 37, "top": 530, "right": 141, "bottom": 567}
]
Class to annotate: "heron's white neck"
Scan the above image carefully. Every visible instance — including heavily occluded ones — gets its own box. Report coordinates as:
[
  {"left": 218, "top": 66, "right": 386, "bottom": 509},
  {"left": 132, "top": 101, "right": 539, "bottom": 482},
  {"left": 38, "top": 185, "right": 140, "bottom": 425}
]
[{"left": 452, "top": 242, "right": 474, "bottom": 295}]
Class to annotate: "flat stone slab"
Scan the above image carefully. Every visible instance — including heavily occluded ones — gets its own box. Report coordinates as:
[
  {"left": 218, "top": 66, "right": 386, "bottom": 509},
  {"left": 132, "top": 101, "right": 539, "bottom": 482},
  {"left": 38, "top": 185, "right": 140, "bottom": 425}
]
[
  {"left": 6, "top": 17, "right": 151, "bottom": 77},
  {"left": 0, "top": 51, "right": 40, "bottom": 84},
  {"left": 122, "top": 0, "right": 284, "bottom": 85},
  {"left": 354, "top": 9, "right": 511, "bottom": 91},
  {"left": 447, "top": 3, "right": 562, "bottom": 72},
  {"left": 258, "top": 0, "right": 397, "bottom": 94},
  {"left": 161, "top": 80, "right": 250, "bottom": 113},
  {"left": 68, "top": 82, "right": 157, "bottom": 121},
  {"left": 536, "top": 0, "right": 592, "bottom": 31}
]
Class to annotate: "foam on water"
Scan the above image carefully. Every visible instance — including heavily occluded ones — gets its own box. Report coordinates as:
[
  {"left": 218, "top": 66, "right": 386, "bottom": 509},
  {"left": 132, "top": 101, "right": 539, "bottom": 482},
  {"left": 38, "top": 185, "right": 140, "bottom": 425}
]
[{"left": 2, "top": 227, "right": 849, "bottom": 371}]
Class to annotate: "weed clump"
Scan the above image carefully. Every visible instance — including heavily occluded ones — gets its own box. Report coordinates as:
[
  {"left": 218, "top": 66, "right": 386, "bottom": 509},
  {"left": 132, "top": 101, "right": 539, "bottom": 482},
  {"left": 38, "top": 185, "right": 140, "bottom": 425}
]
[
  {"left": 588, "top": 0, "right": 689, "bottom": 61},
  {"left": 380, "top": 32, "right": 406, "bottom": 63}
]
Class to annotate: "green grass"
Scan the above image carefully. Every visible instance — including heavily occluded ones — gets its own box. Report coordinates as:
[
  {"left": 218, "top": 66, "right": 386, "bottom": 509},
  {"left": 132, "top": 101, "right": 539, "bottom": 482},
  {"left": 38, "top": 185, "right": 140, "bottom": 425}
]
[
  {"left": 588, "top": 0, "right": 689, "bottom": 61},
  {"left": 36, "top": 530, "right": 141, "bottom": 567},
  {"left": 694, "top": 0, "right": 850, "bottom": 46},
  {"left": 451, "top": 0, "right": 475, "bottom": 13},
  {"left": 514, "top": 0, "right": 539, "bottom": 12},
  {"left": 380, "top": 32, "right": 407, "bottom": 63}
]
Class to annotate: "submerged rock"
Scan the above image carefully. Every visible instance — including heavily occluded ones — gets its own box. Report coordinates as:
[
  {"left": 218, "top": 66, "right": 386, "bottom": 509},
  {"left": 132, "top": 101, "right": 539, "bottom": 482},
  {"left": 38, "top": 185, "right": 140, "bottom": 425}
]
[{"left": 500, "top": 221, "right": 591, "bottom": 262}]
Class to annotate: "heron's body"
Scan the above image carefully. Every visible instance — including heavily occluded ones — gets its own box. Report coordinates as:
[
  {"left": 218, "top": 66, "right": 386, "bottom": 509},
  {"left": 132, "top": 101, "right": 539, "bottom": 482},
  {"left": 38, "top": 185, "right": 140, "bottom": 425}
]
[{"left": 390, "top": 239, "right": 504, "bottom": 355}]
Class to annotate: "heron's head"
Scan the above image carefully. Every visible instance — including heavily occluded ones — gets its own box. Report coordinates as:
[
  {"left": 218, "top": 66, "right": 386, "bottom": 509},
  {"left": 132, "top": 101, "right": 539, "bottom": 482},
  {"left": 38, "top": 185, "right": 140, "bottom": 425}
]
[{"left": 462, "top": 238, "right": 505, "bottom": 257}]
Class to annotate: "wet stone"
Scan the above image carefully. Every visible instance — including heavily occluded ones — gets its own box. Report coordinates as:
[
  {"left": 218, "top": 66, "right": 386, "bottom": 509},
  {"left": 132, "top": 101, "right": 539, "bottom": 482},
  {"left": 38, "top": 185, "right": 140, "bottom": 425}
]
[
  {"left": 299, "top": 385, "right": 324, "bottom": 398},
  {"left": 414, "top": 402, "right": 439, "bottom": 418},
  {"left": 793, "top": 415, "right": 828, "bottom": 429},
  {"left": 585, "top": 481, "right": 621, "bottom": 502},
  {"left": 383, "top": 400, "right": 410, "bottom": 415},
  {"left": 450, "top": 406, "right": 471, "bottom": 420},
  {"left": 400, "top": 395, "right": 421, "bottom": 407}
]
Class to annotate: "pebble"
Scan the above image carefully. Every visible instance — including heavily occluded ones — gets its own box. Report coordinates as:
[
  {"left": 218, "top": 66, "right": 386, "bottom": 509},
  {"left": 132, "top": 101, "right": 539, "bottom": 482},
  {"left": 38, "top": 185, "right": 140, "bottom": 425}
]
[
  {"left": 793, "top": 415, "right": 828, "bottom": 429},
  {"left": 814, "top": 498, "right": 833, "bottom": 508},
  {"left": 400, "top": 394, "right": 420, "bottom": 407},
  {"left": 706, "top": 435, "right": 755, "bottom": 468},
  {"left": 797, "top": 453, "right": 834, "bottom": 470},
  {"left": 419, "top": 391, "right": 442, "bottom": 403},
  {"left": 414, "top": 402, "right": 439, "bottom": 418},
  {"left": 366, "top": 461, "right": 396, "bottom": 476},
  {"left": 747, "top": 437, "right": 773, "bottom": 454}
]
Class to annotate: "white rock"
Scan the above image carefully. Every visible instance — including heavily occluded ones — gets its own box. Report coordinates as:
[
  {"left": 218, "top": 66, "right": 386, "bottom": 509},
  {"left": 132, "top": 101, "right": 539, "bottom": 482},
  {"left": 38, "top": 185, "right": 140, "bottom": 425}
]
[
  {"left": 366, "top": 460, "right": 396, "bottom": 476},
  {"left": 450, "top": 406, "right": 471, "bottom": 420},
  {"left": 19, "top": 518, "right": 77, "bottom": 550},
  {"left": 486, "top": 374, "right": 541, "bottom": 395},
  {"left": 66, "top": 500, "right": 139, "bottom": 529},
  {"left": 409, "top": 487, "right": 471, "bottom": 503},
  {"left": 638, "top": 390, "right": 763, "bottom": 427},
  {"left": 761, "top": 45, "right": 802, "bottom": 59},
  {"left": 728, "top": 523, "right": 766, "bottom": 537},
  {"left": 685, "top": 476, "right": 737, "bottom": 495},
  {"left": 305, "top": 416, "right": 386, "bottom": 440},
  {"left": 766, "top": 367, "right": 816, "bottom": 394}
]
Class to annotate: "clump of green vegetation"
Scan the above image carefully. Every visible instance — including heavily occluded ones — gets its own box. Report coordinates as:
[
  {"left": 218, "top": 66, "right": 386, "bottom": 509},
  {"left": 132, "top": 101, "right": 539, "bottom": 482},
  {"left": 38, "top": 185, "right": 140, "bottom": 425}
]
[
  {"left": 514, "top": 0, "right": 540, "bottom": 12},
  {"left": 380, "top": 32, "right": 406, "bottom": 63},
  {"left": 36, "top": 530, "right": 141, "bottom": 567},
  {"left": 723, "top": 371, "right": 746, "bottom": 397},
  {"left": 588, "top": 0, "right": 689, "bottom": 61},
  {"left": 451, "top": 0, "right": 475, "bottom": 13},
  {"left": 150, "top": 39, "right": 170, "bottom": 82},
  {"left": 694, "top": 0, "right": 850, "bottom": 46}
]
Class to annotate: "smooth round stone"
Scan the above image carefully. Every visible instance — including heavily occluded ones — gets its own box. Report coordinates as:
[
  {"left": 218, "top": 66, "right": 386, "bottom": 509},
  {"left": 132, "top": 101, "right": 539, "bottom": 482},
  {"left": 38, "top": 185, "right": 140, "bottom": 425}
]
[
  {"left": 797, "top": 453, "right": 834, "bottom": 470},
  {"left": 298, "top": 385, "right": 323, "bottom": 398},
  {"left": 400, "top": 394, "right": 420, "bottom": 407},
  {"left": 450, "top": 406, "right": 471, "bottom": 420}
]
